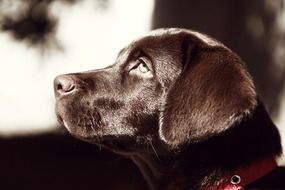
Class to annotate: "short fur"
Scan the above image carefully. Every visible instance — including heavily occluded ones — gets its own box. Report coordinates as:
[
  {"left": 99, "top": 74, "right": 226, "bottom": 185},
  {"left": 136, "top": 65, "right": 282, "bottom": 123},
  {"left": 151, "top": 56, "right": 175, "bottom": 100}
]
[{"left": 54, "top": 28, "right": 285, "bottom": 190}]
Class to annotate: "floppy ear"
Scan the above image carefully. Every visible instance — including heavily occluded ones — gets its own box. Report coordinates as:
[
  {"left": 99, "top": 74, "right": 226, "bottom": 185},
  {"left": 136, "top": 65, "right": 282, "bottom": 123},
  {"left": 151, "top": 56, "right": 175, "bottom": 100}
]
[{"left": 159, "top": 45, "right": 257, "bottom": 148}]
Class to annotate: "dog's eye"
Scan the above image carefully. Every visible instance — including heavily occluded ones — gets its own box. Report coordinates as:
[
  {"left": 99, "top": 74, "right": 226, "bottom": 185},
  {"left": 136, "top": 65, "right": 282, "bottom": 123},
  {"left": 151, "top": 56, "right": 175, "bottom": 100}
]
[
  {"left": 138, "top": 59, "right": 150, "bottom": 73},
  {"left": 129, "top": 58, "right": 153, "bottom": 78}
]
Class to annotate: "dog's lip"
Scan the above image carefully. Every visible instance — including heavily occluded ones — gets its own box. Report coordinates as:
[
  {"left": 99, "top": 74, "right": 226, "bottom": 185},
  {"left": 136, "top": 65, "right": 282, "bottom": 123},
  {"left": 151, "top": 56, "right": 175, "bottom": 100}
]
[
  {"left": 56, "top": 113, "right": 73, "bottom": 132},
  {"left": 56, "top": 114, "right": 64, "bottom": 126},
  {"left": 63, "top": 120, "right": 72, "bottom": 132}
]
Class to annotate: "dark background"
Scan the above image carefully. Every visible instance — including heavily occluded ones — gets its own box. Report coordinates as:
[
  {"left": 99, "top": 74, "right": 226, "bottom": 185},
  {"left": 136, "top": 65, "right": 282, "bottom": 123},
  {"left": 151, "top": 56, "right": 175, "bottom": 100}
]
[{"left": 152, "top": 0, "right": 285, "bottom": 118}]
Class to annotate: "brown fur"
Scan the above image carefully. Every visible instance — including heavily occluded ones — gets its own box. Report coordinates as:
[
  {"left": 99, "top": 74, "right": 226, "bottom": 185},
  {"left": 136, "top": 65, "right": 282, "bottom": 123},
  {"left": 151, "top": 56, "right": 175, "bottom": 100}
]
[{"left": 54, "top": 28, "right": 284, "bottom": 190}]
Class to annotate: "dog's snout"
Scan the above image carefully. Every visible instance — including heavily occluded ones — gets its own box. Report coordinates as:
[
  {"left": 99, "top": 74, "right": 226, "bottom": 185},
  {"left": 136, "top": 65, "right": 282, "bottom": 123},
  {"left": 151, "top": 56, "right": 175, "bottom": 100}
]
[{"left": 54, "top": 75, "right": 76, "bottom": 97}]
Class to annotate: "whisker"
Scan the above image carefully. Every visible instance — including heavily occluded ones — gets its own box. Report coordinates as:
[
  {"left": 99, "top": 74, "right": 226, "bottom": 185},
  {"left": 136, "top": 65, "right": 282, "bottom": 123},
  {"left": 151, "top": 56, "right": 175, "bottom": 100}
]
[
  {"left": 97, "top": 136, "right": 102, "bottom": 151},
  {"left": 89, "top": 113, "right": 97, "bottom": 132},
  {"left": 83, "top": 120, "right": 87, "bottom": 135},
  {"left": 89, "top": 112, "right": 102, "bottom": 151},
  {"left": 149, "top": 140, "right": 159, "bottom": 159},
  {"left": 76, "top": 118, "right": 81, "bottom": 127}
]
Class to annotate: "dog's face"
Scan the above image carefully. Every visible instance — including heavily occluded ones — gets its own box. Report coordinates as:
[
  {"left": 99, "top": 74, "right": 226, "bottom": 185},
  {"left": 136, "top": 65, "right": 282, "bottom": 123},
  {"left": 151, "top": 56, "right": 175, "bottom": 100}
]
[{"left": 54, "top": 28, "right": 257, "bottom": 150}]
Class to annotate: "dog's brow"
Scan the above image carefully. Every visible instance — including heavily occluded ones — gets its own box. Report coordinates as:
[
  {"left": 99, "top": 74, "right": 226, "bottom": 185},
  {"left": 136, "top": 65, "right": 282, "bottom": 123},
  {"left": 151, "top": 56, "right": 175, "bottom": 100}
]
[
  {"left": 118, "top": 47, "right": 127, "bottom": 56},
  {"left": 128, "top": 48, "right": 142, "bottom": 59},
  {"left": 117, "top": 47, "right": 133, "bottom": 64},
  {"left": 117, "top": 46, "right": 143, "bottom": 65}
]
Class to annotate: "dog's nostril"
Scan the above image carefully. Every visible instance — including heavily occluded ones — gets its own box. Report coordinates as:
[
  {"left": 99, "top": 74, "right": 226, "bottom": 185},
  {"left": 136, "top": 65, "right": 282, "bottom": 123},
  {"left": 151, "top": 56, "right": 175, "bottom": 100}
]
[
  {"left": 54, "top": 75, "right": 76, "bottom": 96},
  {"left": 57, "top": 82, "right": 74, "bottom": 92},
  {"left": 57, "top": 83, "right": 63, "bottom": 91}
]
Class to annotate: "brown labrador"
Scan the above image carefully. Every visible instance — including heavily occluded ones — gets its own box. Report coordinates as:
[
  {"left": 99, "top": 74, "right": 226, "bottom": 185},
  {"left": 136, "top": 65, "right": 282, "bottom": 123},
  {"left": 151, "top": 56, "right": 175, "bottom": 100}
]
[{"left": 54, "top": 28, "right": 285, "bottom": 190}]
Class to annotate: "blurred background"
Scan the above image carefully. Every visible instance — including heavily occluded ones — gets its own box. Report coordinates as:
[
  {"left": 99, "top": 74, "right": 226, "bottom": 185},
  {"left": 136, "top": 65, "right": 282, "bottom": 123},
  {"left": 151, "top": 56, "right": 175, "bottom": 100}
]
[{"left": 0, "top": 0, "right": 284, "bottom": 189}]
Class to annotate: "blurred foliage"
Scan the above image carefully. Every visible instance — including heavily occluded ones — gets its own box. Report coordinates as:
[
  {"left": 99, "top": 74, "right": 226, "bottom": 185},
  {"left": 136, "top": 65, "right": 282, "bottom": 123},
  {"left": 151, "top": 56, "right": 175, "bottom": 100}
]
[{"left": 0, "top": 0, "right": 110, "bottom": 48}]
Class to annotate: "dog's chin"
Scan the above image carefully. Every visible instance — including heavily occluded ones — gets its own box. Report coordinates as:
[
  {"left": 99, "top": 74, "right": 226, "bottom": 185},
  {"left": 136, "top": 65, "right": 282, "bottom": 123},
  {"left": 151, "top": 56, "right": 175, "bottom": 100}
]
[
  {"left": 56, "top": 110, "right": 139, "bottom": 155},
  {"left": 63, "top": 123, "right": 137, "bottom": 153},
  {"left": 57, "top": 116, "right": 131, "bottom": 146},
  {"left": 56, "top": 114, "right": 96, "bottom": 140}
]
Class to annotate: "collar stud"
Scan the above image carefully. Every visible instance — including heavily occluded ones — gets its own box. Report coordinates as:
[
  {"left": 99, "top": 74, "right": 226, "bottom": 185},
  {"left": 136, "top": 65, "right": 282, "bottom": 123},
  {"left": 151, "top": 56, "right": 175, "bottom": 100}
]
[{"left": 230, "top": 175, "right": 241, "bottom": 185}]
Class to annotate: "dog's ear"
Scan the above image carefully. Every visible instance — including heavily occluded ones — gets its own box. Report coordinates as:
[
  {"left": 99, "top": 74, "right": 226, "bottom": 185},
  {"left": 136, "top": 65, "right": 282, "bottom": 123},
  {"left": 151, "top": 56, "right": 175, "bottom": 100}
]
[{"left": 159, "top": 39, "right": 257, "bottom": 148}]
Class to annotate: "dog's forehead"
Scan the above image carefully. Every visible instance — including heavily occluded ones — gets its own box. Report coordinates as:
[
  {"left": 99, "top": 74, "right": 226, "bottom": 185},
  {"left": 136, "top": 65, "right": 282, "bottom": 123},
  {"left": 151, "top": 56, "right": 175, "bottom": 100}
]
[
  {"left": 116, "top": 28, "right": 225, "bottom": 63},
  {"left": 140, "top": 28, "right": 223, "bottom": 47}
]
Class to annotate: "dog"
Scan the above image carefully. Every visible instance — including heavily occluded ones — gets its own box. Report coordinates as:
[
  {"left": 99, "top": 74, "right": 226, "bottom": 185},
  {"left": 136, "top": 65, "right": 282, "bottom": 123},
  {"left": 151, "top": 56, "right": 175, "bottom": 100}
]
[{"left": 54, "top": 28, "right": 285, "bottom": 190}]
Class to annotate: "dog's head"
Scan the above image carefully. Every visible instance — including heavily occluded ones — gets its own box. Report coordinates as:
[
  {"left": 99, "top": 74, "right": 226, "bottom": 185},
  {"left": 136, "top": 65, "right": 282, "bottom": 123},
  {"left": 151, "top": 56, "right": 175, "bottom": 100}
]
[{"left": 54, "top": 28, "right": 257, "bottom": 150}]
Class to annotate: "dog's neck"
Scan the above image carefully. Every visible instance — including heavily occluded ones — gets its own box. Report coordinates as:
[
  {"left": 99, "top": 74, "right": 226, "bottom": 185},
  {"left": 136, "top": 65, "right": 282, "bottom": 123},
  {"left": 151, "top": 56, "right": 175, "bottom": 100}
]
[
  {"left": 130, "top": 152, "right": 171, "bottom": 190},
  {"left": 131, "top": 152, "right": 278, "bottom": 190},
  {"left": 130, "top": 102, "right": 282, "bottom": 190}
]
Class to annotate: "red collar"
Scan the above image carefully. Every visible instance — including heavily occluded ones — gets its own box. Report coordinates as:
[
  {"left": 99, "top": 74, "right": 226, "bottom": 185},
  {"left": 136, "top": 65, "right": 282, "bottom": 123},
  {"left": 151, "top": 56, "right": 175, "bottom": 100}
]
[{"left": 203, "top": 157, "right": 277, "bottom": 190}]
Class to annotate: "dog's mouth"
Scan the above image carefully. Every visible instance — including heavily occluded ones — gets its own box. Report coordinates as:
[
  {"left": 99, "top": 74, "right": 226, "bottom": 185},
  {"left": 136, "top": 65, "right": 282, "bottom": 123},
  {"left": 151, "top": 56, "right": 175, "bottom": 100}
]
[
  {"left": 56, "top": 114, "right": 64, "bottom": 127},
  {"left": 56, "top": 114, "right": 73, "bottom": 133},
  {"left": 55, "top": 101, "right": 104, "bottom": 139},
  {"left": 56, "top": 112, "right": 137, "bottom": 151}
]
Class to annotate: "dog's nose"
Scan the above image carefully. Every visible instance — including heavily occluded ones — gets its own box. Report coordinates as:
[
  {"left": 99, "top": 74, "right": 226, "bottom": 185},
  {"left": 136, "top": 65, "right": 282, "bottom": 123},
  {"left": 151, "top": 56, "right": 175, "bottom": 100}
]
[{"left": 54, "top": 75, "right": 76, "bottom": 97}]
